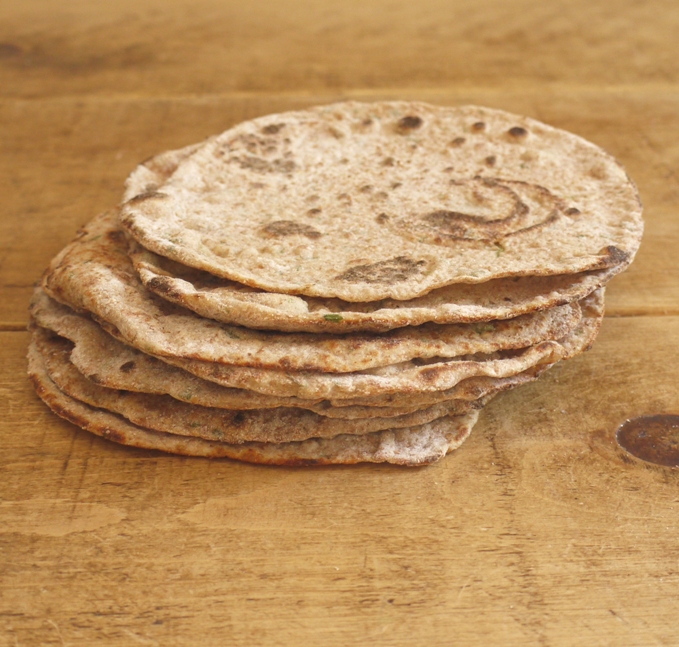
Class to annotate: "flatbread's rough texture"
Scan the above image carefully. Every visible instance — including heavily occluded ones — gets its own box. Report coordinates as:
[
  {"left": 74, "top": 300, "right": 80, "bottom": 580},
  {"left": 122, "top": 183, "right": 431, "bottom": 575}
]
[
  {"left": 129, "top": 238, "right": 620, "bottom": 333},
  {"left": 30, "top": 289, "right": 554, "bottom": 415},
  {"left": 41, "top": 211, "right": 582, "bottom": 372},
  {"left": 157, "top": 340, "right": 566, "bottom": 400},
  {"left": 35, "top": 327, "right": 487, "bottom": 444},
  {"left": 119, "top": 101, "right": 643, "bottom": 301},
  {"left": 28, "top": 342, "right": 479, "bottom": 466},
  {"left": 39, "top": 215, "right": 582, "bottom": 398},
  {"left": 151, "top": 290, "right": 601, "bottom": 400},
  {"left": 27, "top": 99, "right": 632, "bottom": 466},
  {"left": 341, "top": 288, "right": 604, "bottom": 407},
  {"left": 125, "top": 143, "right": 622, "bottom": 333}
]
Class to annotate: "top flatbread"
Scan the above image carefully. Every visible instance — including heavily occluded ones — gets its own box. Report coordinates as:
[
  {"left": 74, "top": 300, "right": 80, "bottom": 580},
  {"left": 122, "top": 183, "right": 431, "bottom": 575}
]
[
  {"left": 124, "top": 143, "right": 622, "bottom": 333},
  {"left": 119, "top": 101, "right": 643, "bottom": 301}
]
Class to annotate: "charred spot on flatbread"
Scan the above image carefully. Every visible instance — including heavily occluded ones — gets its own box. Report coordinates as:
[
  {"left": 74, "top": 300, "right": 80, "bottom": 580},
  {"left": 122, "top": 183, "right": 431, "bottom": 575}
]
[
  {"left": 126, "top": 190, "right": 169, "bottom": 204},
  {"left": 436, "top": 178, "right": 528, "bottom": 238},
  {"left": 231, "top": 156, "right": 296, "bottom": 174},
  {"left": 389, "top": 177, "right": 565, "bottom": 245},
  {"left": 146, "top": 275, "right": 183, "bottom": 299},
  {"left": 336, "top": 256, "right": 427, "bottom": 285},
  {"left": 508, "top": 126, "right": 528, "bottom": 138},
  {"left": 262, "top": 123, "right": 285, "bottom": 135},
  {"left": 598, "top": 245, "right": 629, "bottom": 266},
  {"left": 422, "top": 206, "right": 525, "bottom": 240},
  {"left": 261, "top": 220, "right": 322, "bottom": 239},
  {"left": 396, "top": 115, "right": 423, "bottom": 132},
  {"left": 106, "top": 229, "right": 127, "bottom": 245}
]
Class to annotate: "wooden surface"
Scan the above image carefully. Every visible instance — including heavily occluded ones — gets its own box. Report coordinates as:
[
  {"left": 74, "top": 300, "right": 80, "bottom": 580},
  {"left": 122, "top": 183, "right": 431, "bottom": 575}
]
[{"left": 1, "top": 1, "right": 679, "bottom": 645}]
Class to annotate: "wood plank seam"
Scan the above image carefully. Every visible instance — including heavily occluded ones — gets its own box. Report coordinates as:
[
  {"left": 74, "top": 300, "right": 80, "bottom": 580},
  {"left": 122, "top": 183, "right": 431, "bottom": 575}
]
[{"left": 2, "top": 82, "right": 679, "bottom": 104}]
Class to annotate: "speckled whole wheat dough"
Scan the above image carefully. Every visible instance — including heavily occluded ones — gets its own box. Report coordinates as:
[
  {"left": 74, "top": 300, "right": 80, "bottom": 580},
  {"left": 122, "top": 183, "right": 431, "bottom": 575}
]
[
  {"left": 34, "top": 328, "right": 487, "bottom": 444},
  {"left": 124, "top": 142, "right": 622, "bottom": 333},
  {"left": 119, "top": 101, "right": 643, "bottom": 301},
  {"left": 39, "top": 284, "right": 572, "bottom": 401},
  {"left": 30, "top": 288, "right": 554, "bottom": 415},
  {"left": 337, "top": 290, "right": 604, "bottom": 407},
  {"left": 149, "top": 289, "right": 602, "bottom": 400},
  {"left": 28, "top": 343, "right": 479, "bottom": 466},
  {"left": 42, "top": 211, "right": 583, "bottom": 373}
]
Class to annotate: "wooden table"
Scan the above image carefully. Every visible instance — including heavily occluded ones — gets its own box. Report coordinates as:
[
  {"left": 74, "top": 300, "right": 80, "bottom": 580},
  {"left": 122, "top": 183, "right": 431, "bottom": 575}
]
[{"left": 2, "top": 2, "right": 679, "bottom": 645}]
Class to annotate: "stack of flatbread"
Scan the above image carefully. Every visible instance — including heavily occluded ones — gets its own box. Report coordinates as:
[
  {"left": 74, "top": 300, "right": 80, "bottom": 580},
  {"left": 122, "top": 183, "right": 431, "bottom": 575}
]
[{"left": 28, "top": 102, "right": 643, "bottom": 466}]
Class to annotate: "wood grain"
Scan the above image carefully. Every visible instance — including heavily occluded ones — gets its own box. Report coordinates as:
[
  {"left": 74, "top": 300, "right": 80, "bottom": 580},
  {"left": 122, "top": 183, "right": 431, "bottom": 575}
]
[
  {"left": 1, "top": 0, "right": 679, "bottom": 98},
  {"left": 2, "top": 0, "right": 679, "bottom": 644},
  {"left": 3, "top": 317, "right": 679, "bottom": 646}
]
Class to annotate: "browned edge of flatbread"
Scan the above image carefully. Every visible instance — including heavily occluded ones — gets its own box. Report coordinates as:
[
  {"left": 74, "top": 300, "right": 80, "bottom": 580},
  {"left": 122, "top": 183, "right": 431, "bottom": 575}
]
[{"left": 28, "top": 339, "right": 480, "bottom": 466}]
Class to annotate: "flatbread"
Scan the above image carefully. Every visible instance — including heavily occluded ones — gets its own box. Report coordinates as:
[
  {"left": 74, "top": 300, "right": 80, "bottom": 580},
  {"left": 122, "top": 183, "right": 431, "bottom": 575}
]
[
  {"left": 30, "top": 318, "right": 482, "bottom": 420},
  {"left": 156, "top": 339, "right": 566, "bottom": 400},
  {"left": 130, "top": 238, "right": 619, "bottom": 333},
  {"left": 340, "top": 288, "right": 604, "bottom": 407},
  {"left": 124, "top": 142, "right": 622, "bottom": 333},
  {"left": 42, "top": 211, "right": 581, "bottom": 372},
  {"left": 41, "top": 271, "right": 567, "bottom": 400},
  {"left": 153, "top": 290, "right": 601, "bottom": 400},
  {"left": 35, "top": 270, "right": 602, "bottom": 401},
  {"left": 35, "top": 328, "right": 486, "bottom": 444},
  {"left": 30, "top": 290, "right": 552, "bottom": 415},
  {"left": 28, "top": 342, "right": 479, "bottom": 466},
  {"left": 40, "top": 216, "right": 577, "bottom": 399},
  {"left": 119, "top": 101, "right": 642, "bottom": 301}
]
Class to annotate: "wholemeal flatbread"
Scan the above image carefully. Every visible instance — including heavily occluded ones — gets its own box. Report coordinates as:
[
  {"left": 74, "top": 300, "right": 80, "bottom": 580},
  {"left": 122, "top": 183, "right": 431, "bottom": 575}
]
[
  {"left": 339, "top": 288, "right": 604, "bottom": 407},
  {"left": 35, "top": 328, "right": 486, "bottom": 444},
  {"left": 30, "top": 290, "right": 553, "bottom": 416},
  {"left": 119, "top": 101, "right": 642, "bottom": 301},
  {"left": 29, "top": 319, "right": 482, "bottom": 421},
  {"left": 156, "top": 339, "right": 566, "bottom": 400},
  {"left": 40, "top": 220, "right": 574, "bottom": 400},
  {"left": 42, "top": 211, "right": 582, "bottom": 372},
  {"left": 152, "top": 290, "right": 602, "bottom": 400},
  {"left": 39, "top": 269, "right": 568, "bottom": 399},
  {"left": 130, "top": 239, "right": 619, "bottom": 333},
  {"left": 28, "top": 343, "right": 479, "bottom": 466},
  {"left": 26, "top": 99, "right": 631, "bottom": 467},
  {"left": 125, "top": 143, "right": 622, "bottom": 333}
]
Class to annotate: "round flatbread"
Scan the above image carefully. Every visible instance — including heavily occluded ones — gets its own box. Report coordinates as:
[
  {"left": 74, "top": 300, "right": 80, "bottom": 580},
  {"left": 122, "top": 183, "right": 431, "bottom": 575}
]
[
  {"left": 151, "top": 290, "right": 602, "bottom": 400},
  {"left": 35, "top": 328, "right": 485, "bottom": 444},
  {"left": 42, "top": 211, "right": 582, "bottom": 372},
  {"left": 124, "top": 141, "right": 622, "bottom": 333},
  {"left": 120, "top": 101, "right": 642, "bottom": 301},
  {"left": 28, "top": 343, "right": 479, "bottom": 466},
  {"left": 30, "top": 290, "right": 552, "bottom": 415}
]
